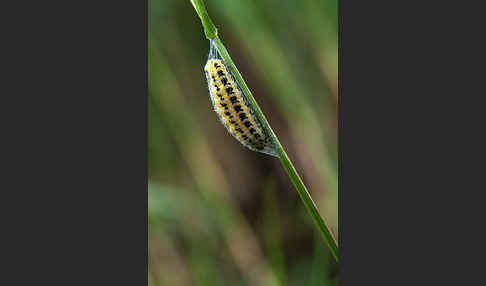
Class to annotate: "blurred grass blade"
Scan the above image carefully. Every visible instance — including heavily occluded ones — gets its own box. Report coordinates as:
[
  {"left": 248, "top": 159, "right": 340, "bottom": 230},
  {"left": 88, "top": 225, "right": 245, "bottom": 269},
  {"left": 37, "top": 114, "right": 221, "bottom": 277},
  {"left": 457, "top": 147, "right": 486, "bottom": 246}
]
[{"left": 190, "top": 0, "right": 338, "bottom": 262}]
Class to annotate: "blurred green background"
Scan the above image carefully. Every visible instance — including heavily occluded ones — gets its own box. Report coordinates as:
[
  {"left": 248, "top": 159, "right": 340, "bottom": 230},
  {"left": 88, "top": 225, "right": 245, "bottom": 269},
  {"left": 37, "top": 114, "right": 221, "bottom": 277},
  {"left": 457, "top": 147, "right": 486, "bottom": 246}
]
[{"left": 149, "top": 0, "right": 338, "bottom": 285}]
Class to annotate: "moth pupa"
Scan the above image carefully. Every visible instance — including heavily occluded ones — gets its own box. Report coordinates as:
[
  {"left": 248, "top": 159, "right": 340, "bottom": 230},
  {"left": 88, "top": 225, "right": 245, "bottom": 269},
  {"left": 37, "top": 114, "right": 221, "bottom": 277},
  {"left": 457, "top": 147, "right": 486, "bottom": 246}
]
[{"left": 203, "top": 40, "right": 277, "bottom": 157}]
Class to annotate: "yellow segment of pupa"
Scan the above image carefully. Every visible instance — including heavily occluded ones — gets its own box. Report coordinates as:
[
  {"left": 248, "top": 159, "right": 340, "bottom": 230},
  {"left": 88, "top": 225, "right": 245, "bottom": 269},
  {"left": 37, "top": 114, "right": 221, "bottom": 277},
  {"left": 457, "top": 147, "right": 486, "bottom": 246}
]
[{"left": 204, "top": 58, "right": 276, "bottom": 157}]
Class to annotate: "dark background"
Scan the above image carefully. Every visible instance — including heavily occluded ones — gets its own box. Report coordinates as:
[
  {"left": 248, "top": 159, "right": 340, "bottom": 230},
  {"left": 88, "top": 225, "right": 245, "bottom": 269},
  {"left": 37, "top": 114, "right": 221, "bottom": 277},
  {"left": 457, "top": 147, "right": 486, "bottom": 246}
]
[{"left": 149, "top": 0, "right": 338, "bottom": 285}]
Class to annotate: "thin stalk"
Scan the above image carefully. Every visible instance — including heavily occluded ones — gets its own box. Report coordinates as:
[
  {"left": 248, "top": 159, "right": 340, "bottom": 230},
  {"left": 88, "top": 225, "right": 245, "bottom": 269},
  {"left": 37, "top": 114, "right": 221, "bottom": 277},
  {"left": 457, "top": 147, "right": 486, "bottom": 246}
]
[{"left": 189, "top": 0, "right": 338, "bottom": 262}]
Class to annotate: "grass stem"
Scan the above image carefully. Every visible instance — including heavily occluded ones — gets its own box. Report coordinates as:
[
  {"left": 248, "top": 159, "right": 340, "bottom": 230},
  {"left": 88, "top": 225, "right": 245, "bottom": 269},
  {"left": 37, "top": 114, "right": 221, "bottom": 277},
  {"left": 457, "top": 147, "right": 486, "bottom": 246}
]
[{"left": 189, "top": 0, "right": 338, "bottom": 262}]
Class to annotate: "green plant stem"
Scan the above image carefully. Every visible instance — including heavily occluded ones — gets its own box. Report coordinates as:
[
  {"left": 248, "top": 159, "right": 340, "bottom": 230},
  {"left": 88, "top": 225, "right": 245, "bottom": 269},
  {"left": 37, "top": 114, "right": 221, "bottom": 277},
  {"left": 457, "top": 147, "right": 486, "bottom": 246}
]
[
  {"left": 190, "top": 0, "right": 217, "bottom": 39},
  {"left": 190, "top": 0, "right": 338, "bottom": 262}
]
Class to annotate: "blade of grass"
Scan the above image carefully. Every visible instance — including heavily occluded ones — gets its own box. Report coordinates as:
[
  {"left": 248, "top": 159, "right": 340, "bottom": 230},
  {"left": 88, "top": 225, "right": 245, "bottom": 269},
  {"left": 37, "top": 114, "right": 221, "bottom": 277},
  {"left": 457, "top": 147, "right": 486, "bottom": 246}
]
[{"left": 189, "top": 0, "right": 338, "bottom": 262}]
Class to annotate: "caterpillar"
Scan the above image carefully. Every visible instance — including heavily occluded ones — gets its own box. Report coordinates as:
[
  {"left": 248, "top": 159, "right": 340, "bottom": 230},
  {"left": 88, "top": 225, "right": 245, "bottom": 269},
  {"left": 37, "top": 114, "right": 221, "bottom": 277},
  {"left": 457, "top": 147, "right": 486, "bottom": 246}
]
[{"left": 204, "top": 43, "right": 276, "bottom": 157}]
